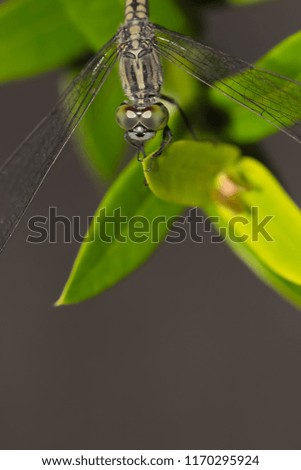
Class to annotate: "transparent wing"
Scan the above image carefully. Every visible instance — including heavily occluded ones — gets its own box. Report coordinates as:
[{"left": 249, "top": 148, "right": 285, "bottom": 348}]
[
  {"left": 0, "top": 35, "right": 118, "bottom": 252},
  {"left": 154, "top": 24, "right": 301, "bottom": 144}
]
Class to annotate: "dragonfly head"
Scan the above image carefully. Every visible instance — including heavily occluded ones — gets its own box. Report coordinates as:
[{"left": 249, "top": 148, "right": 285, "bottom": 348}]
[{"left": 116, "top": 103, "right": 169, "bottom": 144}]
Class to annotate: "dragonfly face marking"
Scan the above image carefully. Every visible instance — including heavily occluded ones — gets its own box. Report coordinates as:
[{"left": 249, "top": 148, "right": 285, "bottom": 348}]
[
  {"left": 1, "top": 0, "right": 301, "bottom": 252},
  {"left": 116, "top": 102, "right": 169, "bottom": 144}
]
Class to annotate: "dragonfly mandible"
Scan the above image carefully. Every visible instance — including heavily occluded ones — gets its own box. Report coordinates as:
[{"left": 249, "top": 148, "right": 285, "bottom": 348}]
[{"left": 0, "top": 0, "right": 301, "bottom": 252}]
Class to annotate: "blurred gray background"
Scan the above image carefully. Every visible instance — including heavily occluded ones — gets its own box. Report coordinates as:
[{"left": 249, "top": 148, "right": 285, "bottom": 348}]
[{"left": 0, "top": 0, "right": 301, "bottom": 450}]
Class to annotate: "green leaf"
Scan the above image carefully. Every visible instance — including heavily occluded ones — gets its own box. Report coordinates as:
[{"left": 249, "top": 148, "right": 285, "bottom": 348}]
[
  {"left": 205, "top": 200, "right": 301, "bottom": 308},
  {"left": 211, "top": 158, "right": 301, "bottom": 285},
  {"left": 143, "top": 140, "right": 301, "bottom": 308},
  {"left": 143, "top": 141, "right": 242, "bottom": 206},
  {"left": 58, "top": 60, "right": 200, "bottom": 293},
  {"left": 56, "top": 159, "right": 182, "bottom": 306},
  {"left": 0, "top": 0, "right": 88, "bottom": 82},
  {"left": 210, "top": 31, "right": 301, "bottom": 144}
]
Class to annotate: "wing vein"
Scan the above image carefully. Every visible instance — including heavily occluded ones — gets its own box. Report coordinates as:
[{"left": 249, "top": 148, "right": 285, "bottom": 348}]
[{"left": 0, "top": 35, "right": 118, "bottom": 252}]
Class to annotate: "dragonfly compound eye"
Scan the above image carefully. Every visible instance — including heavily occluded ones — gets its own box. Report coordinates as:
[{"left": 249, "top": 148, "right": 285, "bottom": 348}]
[
  {"left": 140, "top": 103, "right": 169, "bottom": 130},
  {"left": 116, "top": 104, "right": 140, "bottom": 130}
]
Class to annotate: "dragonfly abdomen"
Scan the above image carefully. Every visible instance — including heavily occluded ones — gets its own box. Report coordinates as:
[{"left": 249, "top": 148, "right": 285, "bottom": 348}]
[{"left": 125, "top": 0, "right": 149, "bottom": 24}]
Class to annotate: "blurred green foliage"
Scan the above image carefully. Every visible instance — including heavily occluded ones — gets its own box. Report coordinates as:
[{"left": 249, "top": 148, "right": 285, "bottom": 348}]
[
  {"left": 210, "top": 31, "right": 301, "bottom": 144},
  {"left": 0, "top": 0, "right": 88, "bottom": 81},
  {"left": 1, "top": 0, "right": 301, "bottom": 308},
  {"left": 229, "top": 0, "right": 272, "bottom": 5}
]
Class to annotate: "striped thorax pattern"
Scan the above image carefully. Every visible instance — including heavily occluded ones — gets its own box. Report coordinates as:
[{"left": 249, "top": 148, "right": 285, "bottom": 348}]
[{"left": 118, "top": 0, "right": 163, "bottom": 105}]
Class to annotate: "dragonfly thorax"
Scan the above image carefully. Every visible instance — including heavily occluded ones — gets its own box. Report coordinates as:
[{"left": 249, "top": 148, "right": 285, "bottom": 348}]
[{"left": 118, "top": 21, "right": 163, "bottom": 104}]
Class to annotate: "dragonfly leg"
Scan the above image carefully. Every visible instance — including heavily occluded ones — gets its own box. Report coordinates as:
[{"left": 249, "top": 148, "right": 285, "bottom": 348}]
[
  {"left": 153, "top": 125, "right": 173, "bottom": 158},
  {"left": 160, "top": 93, "right": 198, "bottom": 140},
  {"left": 145, "top": 125, "right": 172, "bottom": 172},
  {"left": 137, "top": 146, "right": 147, "bottom": 162}
]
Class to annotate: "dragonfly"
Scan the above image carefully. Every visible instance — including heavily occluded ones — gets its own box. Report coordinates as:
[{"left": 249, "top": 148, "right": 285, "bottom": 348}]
[{"left": 1, "top": 0, "right": 301, "bottom": 253}]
